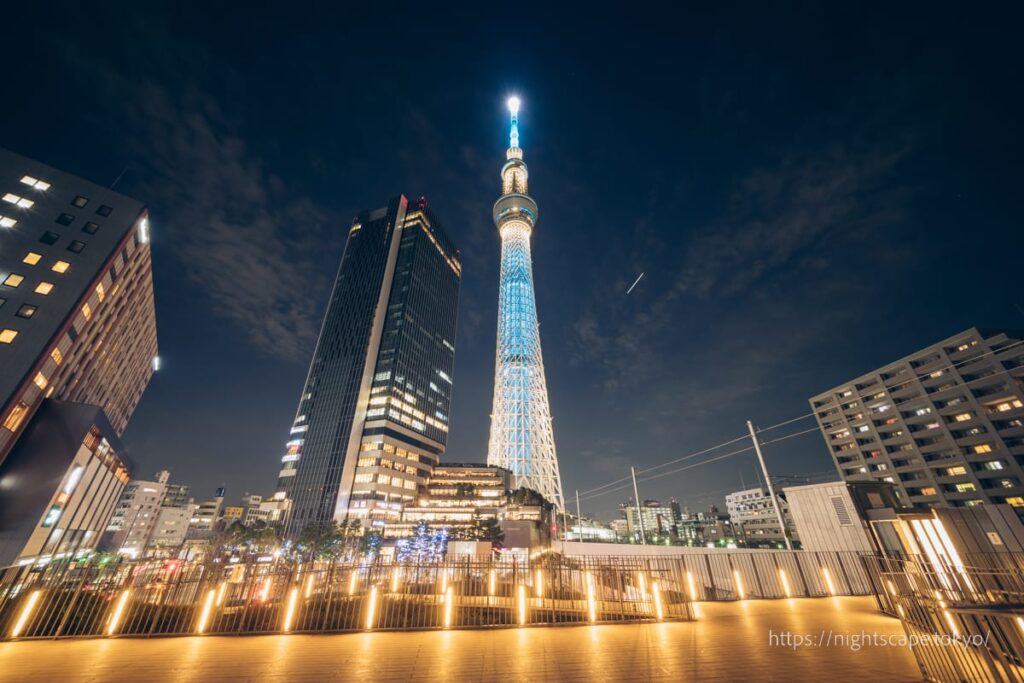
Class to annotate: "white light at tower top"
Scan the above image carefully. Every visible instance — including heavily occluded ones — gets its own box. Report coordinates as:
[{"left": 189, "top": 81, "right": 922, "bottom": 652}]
[{"left": 507, "top": 96, "right": 521, "bottom": 115}]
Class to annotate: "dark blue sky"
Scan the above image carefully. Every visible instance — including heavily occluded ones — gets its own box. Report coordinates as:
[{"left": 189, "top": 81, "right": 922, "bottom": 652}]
[{"left": 4, "top": 3, "right": 1022, "bottom": 518}]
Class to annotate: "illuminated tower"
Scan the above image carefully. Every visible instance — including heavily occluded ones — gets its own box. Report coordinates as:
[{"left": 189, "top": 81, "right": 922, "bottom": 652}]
[{"left": 486, "top": 97, "right": 565, "bottom": 510}]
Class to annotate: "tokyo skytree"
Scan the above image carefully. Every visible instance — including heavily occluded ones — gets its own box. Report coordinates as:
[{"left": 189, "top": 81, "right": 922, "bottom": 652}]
[{"left": 486, "top": 96, "right": 565, "bottom": 510}]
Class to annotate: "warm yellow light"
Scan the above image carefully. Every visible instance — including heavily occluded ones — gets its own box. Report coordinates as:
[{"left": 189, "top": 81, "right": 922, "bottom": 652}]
[
  {"left": 391, "top": 567, "right": 401, "bottom": 593},
  {"left": 652, "top": 581, "right": 664, "bottom": 620},
  {"left": 1016, "top": 616, "right": 1024, "bottom": 635},
  {"left": 10, "top": 590, "right": 41, "bottom": 638},
  {"left": 216, "top": 581, "right": 227, "bottom": 606},
  {"left": 348, "top": 570, "right": 358, "bottom": 596},
  {"left": 282, "top": 587, "right": 299, "bottom": 632},
  {"left": 107, "top": 589, "right": 131, "bottom": 636},
  {"left": 444, "top": 585, "right": 454, "bottom": 629},
  {"left": 441, "top": 568, "right": 448, "bottom": 594},
  {"left": 305, "top": 573, "right": 315, "bottom": 599},
  {"left": 637, "top": 572, "right": 647, "bottom": 598},
  {"left": 779, "top": 569, "right": 792, "bottom": 598},
  {"left": 365, "top": 586, "right": 378, "bottom": 630},
  {"left": 196, "top": 588, "right": 215, "bottom": 634},
  {"left": 822, "top": 567, "right": 837, "bottom": 596},
  {"left": 886, "top": 580, "right": 897, "bottom": 596},
  {"left": 535, "top": 568, "right": 543, "bottom": 598},
  {"left": 733, "top": 570, "right": 745, "bottom": 600},
  {"left": 897, "top": 604, "right": 906, "bottom": 618},
  {"left": 518, "top": 584, "right": 527, "bottom": 626},
  {"left": 687, "top": 571, "right": 698, "bottom": 601},
  {"left": 488, "top": 569, "right": 496, "bottom": 596},
  {"left": 943, "top": 609, "right": 959, "bottom": 636},
  {"left": 585, "top": 571, "right": 597, "bottom": 623},
  {"left": 261, "top": 577, "right": 272, "bottom": 602}
]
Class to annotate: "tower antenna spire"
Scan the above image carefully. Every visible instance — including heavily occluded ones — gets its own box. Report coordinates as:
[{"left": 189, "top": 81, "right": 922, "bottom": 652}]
[{"left": 507, "top": 96, "right": 521, "bottom": 149}]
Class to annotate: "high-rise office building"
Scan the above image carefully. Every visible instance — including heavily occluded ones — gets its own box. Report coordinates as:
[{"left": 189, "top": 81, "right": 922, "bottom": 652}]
[
  {"left": 0, "top": 148, "right": 158, "bottom": 564},
  {"left": 811, "top": 327, "right": 1024, "bottom": 515},
  {"left": 278, "top": 196, "right": 461, "bottom": 535},
  {"left": 0, "top": 147, "right": 158, "bottom": 460},
  {"left": 486, "top": 97, "right": 565, "bottom": 510}
]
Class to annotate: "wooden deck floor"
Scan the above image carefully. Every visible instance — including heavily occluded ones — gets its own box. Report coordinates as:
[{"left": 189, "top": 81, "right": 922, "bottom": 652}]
[{"left": 0, "top": 596, "right": 922, "bottom": 682}]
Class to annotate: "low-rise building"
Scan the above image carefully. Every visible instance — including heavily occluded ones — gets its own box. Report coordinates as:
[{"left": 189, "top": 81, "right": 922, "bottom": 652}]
[
  {"left": 0, "top": 400, "right": 130, "bottom": 566},
  {"left": 102, "top": 470, "right": 171, "bottom": 557},
  {"left": 621, "top": 499, "right": 678, "bottom": 542},
  {"left": 725, "top": 487, "right": 796, "bottom": 548}
]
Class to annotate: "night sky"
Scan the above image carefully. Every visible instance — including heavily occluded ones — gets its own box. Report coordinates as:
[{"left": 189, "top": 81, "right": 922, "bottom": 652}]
[{"left": 3, "top": 4, "right": 1021, "bottom": 519}]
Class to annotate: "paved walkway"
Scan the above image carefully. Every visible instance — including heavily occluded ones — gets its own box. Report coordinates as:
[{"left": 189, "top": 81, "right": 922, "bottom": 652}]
[{"left": 0, "top": 597, "right": 921, "bottom": 682}]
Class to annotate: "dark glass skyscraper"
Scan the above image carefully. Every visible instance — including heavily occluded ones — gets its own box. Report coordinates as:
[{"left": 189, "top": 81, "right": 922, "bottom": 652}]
[{"left": 278, "top": 195, "right": 460, "bottom": 536}]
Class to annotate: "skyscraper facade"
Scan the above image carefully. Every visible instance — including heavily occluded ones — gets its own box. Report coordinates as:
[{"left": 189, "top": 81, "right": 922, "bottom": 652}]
[
  {"left": 0, "top": 147, "right": 157, "bottom": 564},
  {"left": 278, "top": 196, "right": 461, "bottom": 536},
  {"left": 811, "top": 327, "right": 1024, "bottom": 516},
  {"left": 0, "top": 147, "right": 158, "bottom": 461},
  {"left": 486, "top": 98, "right": 565, "bottom": 510}
]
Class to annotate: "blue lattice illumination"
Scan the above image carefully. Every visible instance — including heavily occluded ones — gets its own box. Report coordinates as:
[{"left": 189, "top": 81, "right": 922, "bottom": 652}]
[{"left": 486, "top": 99, "right": 565, "bottom": 510}]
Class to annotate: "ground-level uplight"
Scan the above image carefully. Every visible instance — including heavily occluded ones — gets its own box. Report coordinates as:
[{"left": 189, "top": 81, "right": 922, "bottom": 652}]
[
  {"left": 10, "top": 590, "right": 41, "bottom": 638},
  {"left": 282, "top": 587, "right": 299, "bottom": 632},
  {"left": 107, "top": 589, "right": 131, "bottom": 636},
  {"left": 585, "top": 571, "right": 598, "bottom": 623},
  {"left": 196, "top": 588, "right": 216, "bottom": 634},
  {"left": 822, "top": 567, "right": 837, "bottom": 596},
  {"left": 733, "top": 570, "right": 745, "bottom": 600},
  {"left": 365, "top": 586, "right": 379, "bottom": 630},
  {"left": 518, "top": 584, "right": 527, "bottom": 625}
]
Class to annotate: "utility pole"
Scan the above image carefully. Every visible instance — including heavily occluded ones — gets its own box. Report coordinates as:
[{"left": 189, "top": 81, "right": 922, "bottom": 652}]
[
  {"left": 747, "top": 419, "right": 793, "bottom": 550},
  {"left": 631, "top": 466, "right": 647, "bottom": 545},
  {"left": 561, "top": 506, "right": 569, "bottom": 544},
  {"left": 576, "top": 489, "right": 584, "bottom": 542}
]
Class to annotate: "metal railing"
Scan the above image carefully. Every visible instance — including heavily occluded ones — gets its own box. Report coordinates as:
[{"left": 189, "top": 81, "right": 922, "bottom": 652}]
[
  {"left": 865, "top": 553, "right": 1024, "bottom": 683},
  {"left": 0, "top": 549, "right": 874, "bottom": 640}
]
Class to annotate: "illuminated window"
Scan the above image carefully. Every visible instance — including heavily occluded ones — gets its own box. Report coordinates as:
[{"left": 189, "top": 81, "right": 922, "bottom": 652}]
[
  {"left": 20, "top": 176, "right": 50, "bottom": 191},
  {"left": 3, "top": 192, "right": 34, "bottom": 208},
  {"left": 51, "top": 347, "right": 63, "bottom": 364},
  {"left": 95, "top": 283, "right": 105, "bottom": 301},
  {"left": 0, "top": 215, "right": 16, "bottom": 227},
  {"left": 920, "top": 487, "right": 937, "bottom": 496},
  {"left": 1006, "top": 497, "right": 1024, "bottom": 508},
  {"left": 34, "top": 282, "right": 54, "bottom": 296},
  {"left": 23, "top": 252, "right": 43, "bottom": 266},
  {"left": 0, "top": 329, "right": 18, "bottom": 344},
  {"left": 989, "top": 399, "right": 1024, "bottom": 413},
  {"left": 982, "top": 461, "right": 1004, "bottom": 470},
  {"left": 974, "top": 444, "right": 993, "bottom": 454},
  {"left": 955, "top": 482, "right": 976, "bottom": 493},
  {"left": 945, "top": 466, "right": 967, "bottom": 476},
  {"left": 15, "top": 305, "right": 36, "bottom": 319},
  {"left": 3, "top": 401, "right": 29, "bottom": 431},
  {"left": 52, "top": 260, "right": 70, "bottom": 273},
  {"left": 2, "top": 273, "right": 24, "bottom": 287},
  {"left": 953, "top": 412, "right": 972, "bottom": 422},
  {"left": 33, "top": 372, "right": 47, "bottom": 390}
]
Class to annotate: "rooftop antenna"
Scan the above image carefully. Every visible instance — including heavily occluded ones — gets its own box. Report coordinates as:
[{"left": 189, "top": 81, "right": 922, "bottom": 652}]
[
  {"left": 507, "top": 96, "right": 521, "bottom": 148},
  {"left": 110, "top": 165, "right": 128, "bottom": 190}
]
